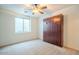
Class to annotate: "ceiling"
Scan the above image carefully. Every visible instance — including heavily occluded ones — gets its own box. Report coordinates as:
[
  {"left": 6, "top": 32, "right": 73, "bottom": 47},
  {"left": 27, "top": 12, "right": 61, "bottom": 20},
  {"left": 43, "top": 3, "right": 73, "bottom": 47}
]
[{"left": 0, "top": 4, "right": 73, "bottom": 17}]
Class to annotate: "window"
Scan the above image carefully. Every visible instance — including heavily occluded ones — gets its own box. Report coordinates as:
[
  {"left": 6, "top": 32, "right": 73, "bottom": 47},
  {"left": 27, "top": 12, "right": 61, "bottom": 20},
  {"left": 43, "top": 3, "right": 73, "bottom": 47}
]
[{"left": 15, "top": 18, "right": 31, "bottom": 33}]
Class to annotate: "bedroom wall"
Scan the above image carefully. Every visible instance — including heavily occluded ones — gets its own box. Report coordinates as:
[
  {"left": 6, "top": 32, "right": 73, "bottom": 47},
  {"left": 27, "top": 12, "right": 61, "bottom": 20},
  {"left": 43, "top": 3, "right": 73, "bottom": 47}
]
[
  {"left": 39, "top": 5, "right": 79, "bottom": 50},
  {"left": 0, "top": 8, "right": 39, "bottom": 47}
]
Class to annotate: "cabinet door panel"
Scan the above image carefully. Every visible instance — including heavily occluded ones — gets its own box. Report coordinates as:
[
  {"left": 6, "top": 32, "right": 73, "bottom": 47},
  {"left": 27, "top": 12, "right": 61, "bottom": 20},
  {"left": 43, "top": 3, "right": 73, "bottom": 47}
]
[{"left": 43, "top": 14, "right": 63, "bottom": 47}]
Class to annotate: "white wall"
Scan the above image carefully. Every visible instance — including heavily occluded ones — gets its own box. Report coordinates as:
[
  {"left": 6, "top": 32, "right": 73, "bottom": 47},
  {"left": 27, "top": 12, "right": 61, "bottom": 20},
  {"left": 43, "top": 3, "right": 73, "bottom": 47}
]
[
  {"left": 0, "top": 9, "right": 39, "bottom": 47},
  {"left": 39, "top": 5, "right": 79, "bottom": 50}
]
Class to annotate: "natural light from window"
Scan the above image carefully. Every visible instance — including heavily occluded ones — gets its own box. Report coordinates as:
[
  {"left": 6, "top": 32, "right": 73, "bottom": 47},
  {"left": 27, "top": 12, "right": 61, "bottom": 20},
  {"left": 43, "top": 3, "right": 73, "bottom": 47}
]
[{"left": 15, "top": 18, "right": 31, "bottom": 33}]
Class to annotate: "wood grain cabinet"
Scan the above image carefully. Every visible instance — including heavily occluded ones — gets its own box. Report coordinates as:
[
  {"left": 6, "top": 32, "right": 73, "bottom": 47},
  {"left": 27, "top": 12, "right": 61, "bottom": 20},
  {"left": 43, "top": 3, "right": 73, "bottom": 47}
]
[{"left": 43, "top": 14, "right": 63, "bottom": 47}]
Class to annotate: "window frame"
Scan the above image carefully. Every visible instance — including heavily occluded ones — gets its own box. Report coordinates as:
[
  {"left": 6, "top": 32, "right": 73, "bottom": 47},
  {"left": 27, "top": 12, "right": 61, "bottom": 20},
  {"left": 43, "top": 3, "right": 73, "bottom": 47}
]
[{"left": 15, "top": 17, "right": 31, "bottom": 33}]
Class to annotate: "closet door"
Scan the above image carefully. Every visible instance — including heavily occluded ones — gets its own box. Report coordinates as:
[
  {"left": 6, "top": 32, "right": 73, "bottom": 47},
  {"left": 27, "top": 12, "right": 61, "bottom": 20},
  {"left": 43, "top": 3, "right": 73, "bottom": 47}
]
[{"left": 43, "top": 14, "right": 63, "bottom": 47}]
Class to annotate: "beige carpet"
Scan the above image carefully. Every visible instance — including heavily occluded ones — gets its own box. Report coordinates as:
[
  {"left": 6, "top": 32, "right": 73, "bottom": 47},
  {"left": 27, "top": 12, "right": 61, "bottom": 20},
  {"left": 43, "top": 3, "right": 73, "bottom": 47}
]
[{"left": 0, "top": 39, "right": 79, "bottom": 55}]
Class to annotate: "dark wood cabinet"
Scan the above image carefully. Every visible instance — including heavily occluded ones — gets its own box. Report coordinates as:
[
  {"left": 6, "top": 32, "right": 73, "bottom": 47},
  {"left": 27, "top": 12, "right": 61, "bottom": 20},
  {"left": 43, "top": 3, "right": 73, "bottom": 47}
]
[{"left": 43, "top": 14, "right": 63, "bottom": 47}]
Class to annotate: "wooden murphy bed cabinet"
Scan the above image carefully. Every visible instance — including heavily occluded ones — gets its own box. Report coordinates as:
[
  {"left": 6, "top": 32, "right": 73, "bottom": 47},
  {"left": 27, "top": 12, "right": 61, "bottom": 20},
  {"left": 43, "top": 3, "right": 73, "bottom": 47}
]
[{"left": 43, "top": 14, "right": 63, "bottom": 47}]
